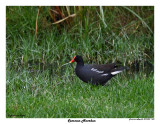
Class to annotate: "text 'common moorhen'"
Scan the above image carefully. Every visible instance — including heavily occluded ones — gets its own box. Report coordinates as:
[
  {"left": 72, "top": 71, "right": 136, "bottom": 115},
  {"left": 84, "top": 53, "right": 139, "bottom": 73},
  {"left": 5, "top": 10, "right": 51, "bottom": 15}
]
[{"left": 69, "top": 55, "right": 128, "bottom": 86}]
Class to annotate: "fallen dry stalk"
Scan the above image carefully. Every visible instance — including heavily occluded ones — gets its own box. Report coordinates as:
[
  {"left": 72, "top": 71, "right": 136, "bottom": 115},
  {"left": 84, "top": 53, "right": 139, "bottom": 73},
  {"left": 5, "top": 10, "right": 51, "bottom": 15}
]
[{"left": 52, "top": 14, "right": 76, "bottom": 25}]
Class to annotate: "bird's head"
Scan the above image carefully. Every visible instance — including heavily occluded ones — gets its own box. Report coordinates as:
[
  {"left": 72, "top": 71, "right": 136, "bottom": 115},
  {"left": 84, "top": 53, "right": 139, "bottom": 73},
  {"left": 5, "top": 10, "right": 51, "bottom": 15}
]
[{"left": 69, "top": 55, "right": 83, "bottom": 63}]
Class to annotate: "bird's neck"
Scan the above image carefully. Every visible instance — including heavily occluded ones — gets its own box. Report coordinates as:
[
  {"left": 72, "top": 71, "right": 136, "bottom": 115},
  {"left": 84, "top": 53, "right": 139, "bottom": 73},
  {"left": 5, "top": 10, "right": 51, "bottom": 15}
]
[{"left": 76, "top": 61, "right": 84, "bottom": 67}]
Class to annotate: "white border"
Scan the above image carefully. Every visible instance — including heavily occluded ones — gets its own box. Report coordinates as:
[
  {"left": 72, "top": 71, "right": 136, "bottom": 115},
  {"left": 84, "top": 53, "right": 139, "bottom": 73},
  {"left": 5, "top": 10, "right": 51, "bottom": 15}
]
[
  {"left": 155, "top": 4, "right": 160, "bottom": 121},
  {"left": 0, "top": 3, "right": 6, "bottom": 121},
  {"left": 1, "top": 0, "right": 160, "bottom": 123},
  {"left": 4, "top": 0, "right": 157, "bottom": 6}
]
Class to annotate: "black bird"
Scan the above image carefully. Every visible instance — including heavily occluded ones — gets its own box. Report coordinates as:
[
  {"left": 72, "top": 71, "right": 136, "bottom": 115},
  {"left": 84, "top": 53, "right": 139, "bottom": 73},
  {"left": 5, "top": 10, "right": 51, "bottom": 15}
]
[{"left": 69, "top": 55, "right": 128, "bottom": 86}]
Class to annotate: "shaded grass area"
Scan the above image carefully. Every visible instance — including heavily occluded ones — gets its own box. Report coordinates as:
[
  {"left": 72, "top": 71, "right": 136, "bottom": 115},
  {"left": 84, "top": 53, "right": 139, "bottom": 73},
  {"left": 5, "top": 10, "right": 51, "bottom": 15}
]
[
  {"left": 6, "top": 6, "right": 154, "bottom": 68},
  {"left": 6, "top": 68, "right": 154, "bottom": 118}
]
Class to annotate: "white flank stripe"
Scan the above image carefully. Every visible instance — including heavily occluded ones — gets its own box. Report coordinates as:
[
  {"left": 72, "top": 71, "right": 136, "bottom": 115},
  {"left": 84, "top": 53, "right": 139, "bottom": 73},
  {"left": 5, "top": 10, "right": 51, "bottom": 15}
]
[
  {"left": 111, "top": 70, "right": 122, "bottom": 75},
  {"left": 101, "top": 73, "right": 108, "bottom": 76},
  {"left": 91, "top": 68, "right": 104, "bottom": 73}
]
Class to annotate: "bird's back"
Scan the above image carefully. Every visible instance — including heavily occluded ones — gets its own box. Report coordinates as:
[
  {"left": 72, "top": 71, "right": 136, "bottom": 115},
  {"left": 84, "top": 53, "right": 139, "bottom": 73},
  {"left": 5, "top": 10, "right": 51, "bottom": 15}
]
[{"left": 75, "top": 64, "right": 117, "bottom": 85}]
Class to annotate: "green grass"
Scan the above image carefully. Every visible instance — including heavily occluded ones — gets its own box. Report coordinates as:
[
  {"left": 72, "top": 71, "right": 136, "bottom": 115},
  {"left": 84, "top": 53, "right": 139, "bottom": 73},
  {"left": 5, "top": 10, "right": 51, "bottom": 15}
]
[
  {"left": 6, "top": 6, "right": 154, "bottom": 118},
  {"left": 6, "top": 69, "right": 153, "bottom": 118}
]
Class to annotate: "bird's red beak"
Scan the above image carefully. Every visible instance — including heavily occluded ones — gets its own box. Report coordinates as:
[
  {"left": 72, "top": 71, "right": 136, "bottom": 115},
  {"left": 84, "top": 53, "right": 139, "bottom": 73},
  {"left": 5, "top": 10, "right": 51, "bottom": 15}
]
[{"left": 69, "top": 56, "right": 76, "bottom": 63}]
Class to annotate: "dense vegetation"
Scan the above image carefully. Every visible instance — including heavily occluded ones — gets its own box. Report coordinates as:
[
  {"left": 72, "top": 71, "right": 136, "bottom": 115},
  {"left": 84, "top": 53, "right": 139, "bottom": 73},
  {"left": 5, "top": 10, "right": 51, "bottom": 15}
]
[{"left": 6, "top": 6, "right": 154, "bottom": 118}]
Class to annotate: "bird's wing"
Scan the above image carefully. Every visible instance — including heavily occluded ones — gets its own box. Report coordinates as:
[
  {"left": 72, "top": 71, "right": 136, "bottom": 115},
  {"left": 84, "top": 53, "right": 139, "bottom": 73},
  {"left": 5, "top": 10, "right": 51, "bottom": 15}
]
[{"left": 87, "top": 63, "right": 117, "bottom": 74}]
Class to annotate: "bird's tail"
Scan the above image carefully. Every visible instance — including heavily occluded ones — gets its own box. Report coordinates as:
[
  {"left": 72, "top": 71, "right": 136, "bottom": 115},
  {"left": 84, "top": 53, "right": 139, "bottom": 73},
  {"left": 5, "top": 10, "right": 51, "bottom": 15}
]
[{"left": 111, "top": 66, "right": 129, "bottom": 75}]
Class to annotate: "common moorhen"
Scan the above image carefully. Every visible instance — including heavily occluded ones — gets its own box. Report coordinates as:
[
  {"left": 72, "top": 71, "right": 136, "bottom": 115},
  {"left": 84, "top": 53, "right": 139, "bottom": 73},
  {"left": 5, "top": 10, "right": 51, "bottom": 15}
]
[{"left": 70, "top": 55, "right": 128, "bottom": 86}]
